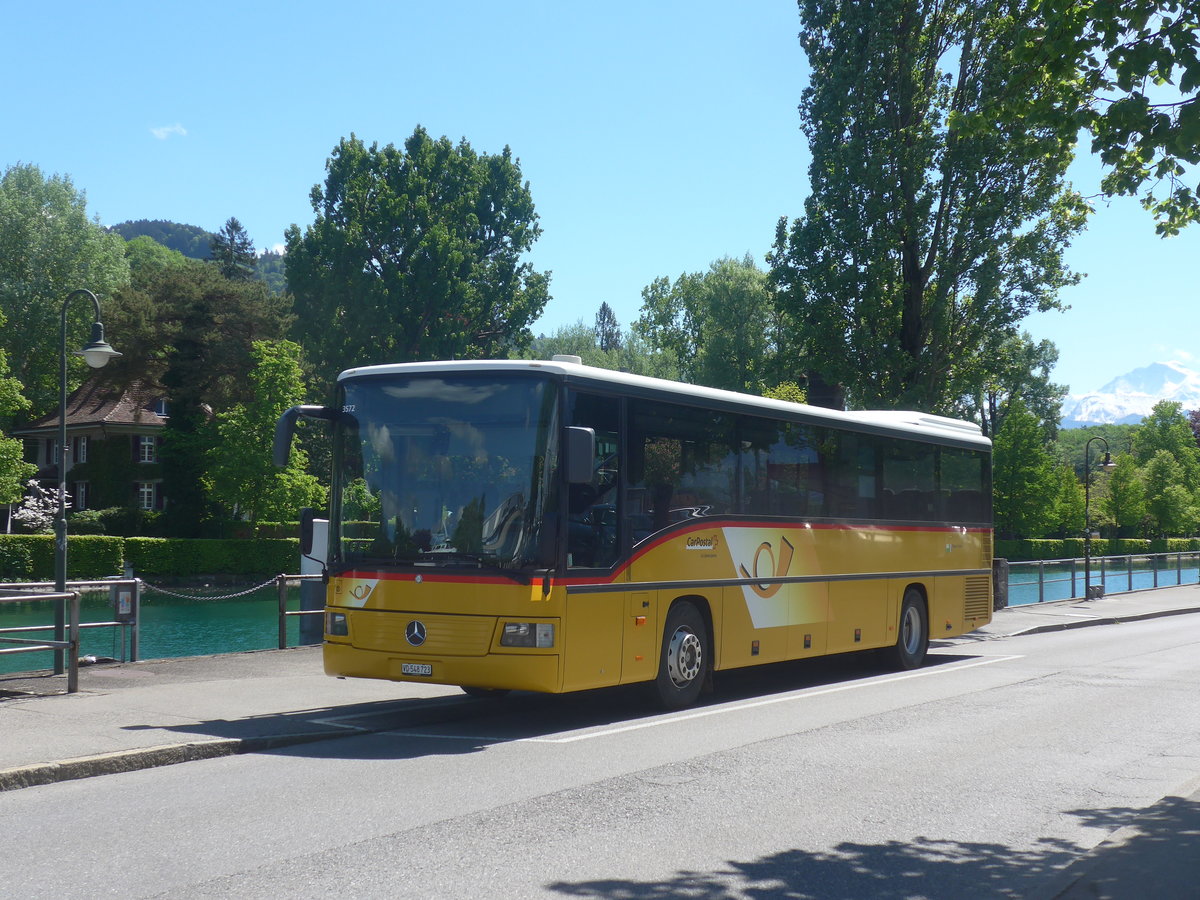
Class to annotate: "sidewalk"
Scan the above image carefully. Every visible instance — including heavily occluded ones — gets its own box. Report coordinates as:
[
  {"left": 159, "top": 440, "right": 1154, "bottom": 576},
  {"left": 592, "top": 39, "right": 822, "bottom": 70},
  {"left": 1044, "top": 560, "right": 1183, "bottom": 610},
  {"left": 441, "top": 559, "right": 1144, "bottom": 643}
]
[{"left": 3, "top": 584, "right": 1199, "bottom": 896}]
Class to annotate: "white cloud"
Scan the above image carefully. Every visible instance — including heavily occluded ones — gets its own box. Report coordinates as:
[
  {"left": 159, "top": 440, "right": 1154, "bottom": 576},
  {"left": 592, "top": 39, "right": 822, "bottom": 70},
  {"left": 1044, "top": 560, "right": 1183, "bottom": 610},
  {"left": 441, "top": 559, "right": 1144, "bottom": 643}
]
[
  {"left": 150, "top": 123, "right": 187, "bottom": 140},
  {"left": 271, "top": 243, "right": 286, "bottom": 255}
]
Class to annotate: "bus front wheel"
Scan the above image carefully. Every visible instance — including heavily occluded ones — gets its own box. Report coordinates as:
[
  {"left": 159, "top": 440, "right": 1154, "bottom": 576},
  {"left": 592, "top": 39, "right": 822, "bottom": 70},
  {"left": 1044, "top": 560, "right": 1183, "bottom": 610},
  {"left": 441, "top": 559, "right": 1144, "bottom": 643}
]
[
  {"left": 887, "top": 589, "right": 928, "bottom": 670},
  {"left": 654, "top": 602, "right": 707, "bottom": 709}
]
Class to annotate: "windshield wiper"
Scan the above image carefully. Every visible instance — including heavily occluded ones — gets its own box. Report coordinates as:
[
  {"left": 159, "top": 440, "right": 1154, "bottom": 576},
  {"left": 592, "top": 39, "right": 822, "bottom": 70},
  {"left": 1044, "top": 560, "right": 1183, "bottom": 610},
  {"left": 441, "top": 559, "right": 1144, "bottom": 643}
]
[{"left": 418, "top": 552, "right": 532, "bottom": 583}]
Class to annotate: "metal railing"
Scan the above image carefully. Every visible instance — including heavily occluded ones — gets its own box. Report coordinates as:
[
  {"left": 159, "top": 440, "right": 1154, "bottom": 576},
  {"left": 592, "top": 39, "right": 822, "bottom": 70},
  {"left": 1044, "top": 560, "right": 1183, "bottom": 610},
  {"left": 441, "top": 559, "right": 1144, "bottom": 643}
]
[
  {"left": 0, "top": 579, "right": 141, "bottom": 679},
  {"left": 276, "top": 573, "right": 325, "bottom": 649},
  {"left": 1007, "top": 552, "right": 1200, "bottom": 606},
  {"left": 0, "top": 589, "right": 82, "bottom": 692}
]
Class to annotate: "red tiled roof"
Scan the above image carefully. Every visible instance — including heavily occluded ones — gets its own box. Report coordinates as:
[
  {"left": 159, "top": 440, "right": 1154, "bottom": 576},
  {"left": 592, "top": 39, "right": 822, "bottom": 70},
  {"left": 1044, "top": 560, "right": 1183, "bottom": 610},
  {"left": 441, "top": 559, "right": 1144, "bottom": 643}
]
[{"left": 16, "top": 378, "right": 168, "bottom": 433}]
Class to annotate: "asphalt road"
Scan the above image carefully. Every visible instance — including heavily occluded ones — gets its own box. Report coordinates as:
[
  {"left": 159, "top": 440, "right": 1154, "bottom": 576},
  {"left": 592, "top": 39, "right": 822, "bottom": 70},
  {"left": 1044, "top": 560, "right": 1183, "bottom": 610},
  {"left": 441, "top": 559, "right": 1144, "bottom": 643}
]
[{"left": 4, "top": 615, "right": 1199, "bottom": 899}]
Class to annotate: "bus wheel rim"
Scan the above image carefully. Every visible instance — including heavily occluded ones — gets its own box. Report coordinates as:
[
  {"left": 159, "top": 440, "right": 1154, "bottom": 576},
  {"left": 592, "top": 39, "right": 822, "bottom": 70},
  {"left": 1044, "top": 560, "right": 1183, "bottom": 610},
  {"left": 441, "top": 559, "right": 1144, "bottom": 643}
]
[
  {"left": 667, "top": 628, "right": 702, "bottom": 687},
  {"left": 901, "top": 604, "right": 921, "bottom": 655}
]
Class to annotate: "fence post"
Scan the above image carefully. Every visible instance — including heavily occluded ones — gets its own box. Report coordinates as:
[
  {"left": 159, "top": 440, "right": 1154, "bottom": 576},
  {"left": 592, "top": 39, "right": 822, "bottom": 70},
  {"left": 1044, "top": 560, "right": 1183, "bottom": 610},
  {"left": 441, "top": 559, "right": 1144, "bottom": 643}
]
[
  {"left": 1037, "top": 560, "right": 1045, "bottom": 603},
  {"left": 1070, "top": 558, "right": 1076, "bottom": 599},
  {"left": 131, "top": 578, "right": 141, "bottom": 662},
  {"left": 1127, "top": 555, "right": 1133, "bottom": 593},
  {"left": 277, "top": 575, "right": 288, "bottom": 650},
  {"left": 67, "top": 591, "right": 80, "bottom": 694}
]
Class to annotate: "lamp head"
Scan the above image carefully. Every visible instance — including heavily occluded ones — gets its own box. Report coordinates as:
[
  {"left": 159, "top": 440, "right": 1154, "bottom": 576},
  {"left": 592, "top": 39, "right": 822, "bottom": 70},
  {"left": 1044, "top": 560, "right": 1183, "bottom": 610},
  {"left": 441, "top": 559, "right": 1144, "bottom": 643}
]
[{"left": 75, "top": 322, "right": 121, "bottom": 369}]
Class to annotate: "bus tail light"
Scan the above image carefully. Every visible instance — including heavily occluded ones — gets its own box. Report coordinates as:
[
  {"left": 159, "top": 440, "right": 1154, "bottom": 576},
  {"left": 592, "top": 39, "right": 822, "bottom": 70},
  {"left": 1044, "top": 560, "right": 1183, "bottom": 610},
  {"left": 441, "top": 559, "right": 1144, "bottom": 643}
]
[
  {"left": 501, "top": 622, "right": 554, "bottom": 648},
  {"left": 327, "top": 611, "right": 349, "bottom": 636}
]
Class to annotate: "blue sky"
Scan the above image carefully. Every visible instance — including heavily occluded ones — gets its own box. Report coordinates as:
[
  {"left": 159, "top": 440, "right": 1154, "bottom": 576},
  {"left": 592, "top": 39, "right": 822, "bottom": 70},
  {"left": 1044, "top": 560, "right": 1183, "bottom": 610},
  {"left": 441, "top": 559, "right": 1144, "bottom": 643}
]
[{"left": 5, "top": 1, "right": 1196, "bottom": 397}]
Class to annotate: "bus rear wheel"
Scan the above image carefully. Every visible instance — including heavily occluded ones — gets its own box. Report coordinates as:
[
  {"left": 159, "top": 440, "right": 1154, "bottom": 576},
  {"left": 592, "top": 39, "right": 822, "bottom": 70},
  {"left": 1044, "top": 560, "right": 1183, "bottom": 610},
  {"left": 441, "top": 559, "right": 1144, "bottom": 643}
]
[
  {"left": 887, "top": 589, "right": 928, "bottom": 670},
  {"left": 654, "top": 601, "right": 707, "bottom": 709}
]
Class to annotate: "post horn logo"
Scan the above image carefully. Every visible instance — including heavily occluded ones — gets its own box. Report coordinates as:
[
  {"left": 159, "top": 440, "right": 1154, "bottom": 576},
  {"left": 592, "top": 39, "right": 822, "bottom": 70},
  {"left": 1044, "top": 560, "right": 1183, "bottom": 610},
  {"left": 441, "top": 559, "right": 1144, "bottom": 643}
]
[{"left": 738, "top": 536, "right": 795, "bottom": 598}]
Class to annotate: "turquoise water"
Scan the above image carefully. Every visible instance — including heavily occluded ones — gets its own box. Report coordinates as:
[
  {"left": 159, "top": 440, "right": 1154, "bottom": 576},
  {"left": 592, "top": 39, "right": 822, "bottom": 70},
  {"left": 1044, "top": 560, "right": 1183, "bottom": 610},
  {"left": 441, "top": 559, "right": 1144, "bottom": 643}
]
[
  {"left": 1007, "top": 560, "right": 1200, "bottom": 606},
  {"left": 0, "top": 586, "right": 305, "bottom": 675},
  {"left": 5, "top": 562, "right": 1199, "bottom": 675}
]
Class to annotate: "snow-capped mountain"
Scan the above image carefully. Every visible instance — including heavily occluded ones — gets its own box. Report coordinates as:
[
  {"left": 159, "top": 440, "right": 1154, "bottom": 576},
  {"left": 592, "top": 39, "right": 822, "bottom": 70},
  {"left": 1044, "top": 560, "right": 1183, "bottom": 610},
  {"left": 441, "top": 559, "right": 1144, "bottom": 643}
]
[{"left": 1061, "top": 361, "right": 1200, "bottom": 427}]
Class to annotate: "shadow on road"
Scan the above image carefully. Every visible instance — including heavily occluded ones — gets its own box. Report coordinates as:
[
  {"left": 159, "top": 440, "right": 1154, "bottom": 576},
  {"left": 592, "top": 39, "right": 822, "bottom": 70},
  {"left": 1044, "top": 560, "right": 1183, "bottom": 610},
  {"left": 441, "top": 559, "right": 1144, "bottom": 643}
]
[
  {"left": 545, "top": 795, "right": 1200, "bottom": 899},
  {"left": 119, "top": 649, "right": 982, "bottom": 762}
]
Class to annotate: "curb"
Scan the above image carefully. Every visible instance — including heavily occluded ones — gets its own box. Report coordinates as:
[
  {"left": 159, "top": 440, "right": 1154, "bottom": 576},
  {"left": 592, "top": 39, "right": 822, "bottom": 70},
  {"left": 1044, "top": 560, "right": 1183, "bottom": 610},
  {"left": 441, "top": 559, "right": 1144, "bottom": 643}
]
[
  {"left": 1008, "top": 605, "right": 1200, "bottom": 637},
  {"left": 0, "top": 731, "right": 343, "bottom": 793}
]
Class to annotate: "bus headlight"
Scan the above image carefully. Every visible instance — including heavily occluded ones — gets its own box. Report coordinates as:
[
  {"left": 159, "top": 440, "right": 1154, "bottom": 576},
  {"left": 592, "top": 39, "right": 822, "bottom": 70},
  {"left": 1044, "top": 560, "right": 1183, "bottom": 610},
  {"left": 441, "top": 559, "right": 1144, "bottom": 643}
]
[
  {"left": 501, "top": 622, "right": 554, "bottom": 648},
  {"left": 327, "top": 611, "right": 349, "bottom": 636}
]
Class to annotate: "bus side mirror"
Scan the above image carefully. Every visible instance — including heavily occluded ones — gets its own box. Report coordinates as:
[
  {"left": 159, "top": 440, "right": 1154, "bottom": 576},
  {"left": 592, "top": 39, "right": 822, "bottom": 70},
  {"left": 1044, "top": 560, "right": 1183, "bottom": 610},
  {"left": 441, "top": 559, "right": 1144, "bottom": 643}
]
[
  {"left": 299, "top": 507, "right": 315, "bottom": 556},
  {"left": 566, "top": 427, "right": 595, "bottom": 484},
  {"left": 274, "top": 405, "right": 337, "bottom": 467}
]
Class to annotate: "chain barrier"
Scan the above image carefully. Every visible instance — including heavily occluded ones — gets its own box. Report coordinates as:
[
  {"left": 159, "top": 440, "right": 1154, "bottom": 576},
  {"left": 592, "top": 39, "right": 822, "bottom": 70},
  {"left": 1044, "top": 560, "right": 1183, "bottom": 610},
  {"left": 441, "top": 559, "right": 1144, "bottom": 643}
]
[{"left": 138, "top": 575, "right": 283, "bottom": 601}]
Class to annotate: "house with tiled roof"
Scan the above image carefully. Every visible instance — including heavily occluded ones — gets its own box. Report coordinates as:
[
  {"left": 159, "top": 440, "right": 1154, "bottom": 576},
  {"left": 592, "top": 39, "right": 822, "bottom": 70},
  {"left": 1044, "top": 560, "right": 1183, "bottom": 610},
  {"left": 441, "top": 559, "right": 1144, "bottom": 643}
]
[{"left": 14, "top": 379, "right": 168, "bottom": 511}]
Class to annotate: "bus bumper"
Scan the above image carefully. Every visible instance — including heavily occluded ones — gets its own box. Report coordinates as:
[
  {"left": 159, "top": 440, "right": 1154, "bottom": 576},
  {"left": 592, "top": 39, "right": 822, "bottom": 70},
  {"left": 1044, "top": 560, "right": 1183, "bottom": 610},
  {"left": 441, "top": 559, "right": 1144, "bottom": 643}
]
[{"left": 323, "top": 640, "right": 562, "bottom": 694}]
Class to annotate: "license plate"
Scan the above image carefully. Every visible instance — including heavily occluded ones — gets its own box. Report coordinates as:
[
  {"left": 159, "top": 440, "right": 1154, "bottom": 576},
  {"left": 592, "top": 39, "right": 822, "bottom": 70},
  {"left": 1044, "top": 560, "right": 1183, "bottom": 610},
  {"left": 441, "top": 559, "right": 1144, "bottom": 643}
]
[{"left": 401, "top": 663, "right": 433, "bottom": 676}]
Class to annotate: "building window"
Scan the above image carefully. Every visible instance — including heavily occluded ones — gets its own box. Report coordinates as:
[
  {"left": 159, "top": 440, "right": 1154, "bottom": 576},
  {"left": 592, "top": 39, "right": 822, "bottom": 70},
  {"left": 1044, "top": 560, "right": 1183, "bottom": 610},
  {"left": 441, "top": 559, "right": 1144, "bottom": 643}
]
[
  {"left": 74, "top": 482, "right": 89, "bottom": 511},
  {"left": 74, "top": 435, "right": 89, "bottom": 464},
  {"left": 137, "top": 482, "right": 157, "bottom": 510},
  {"left": 138, "top": 435, "right": 157, "bottom": 463}
]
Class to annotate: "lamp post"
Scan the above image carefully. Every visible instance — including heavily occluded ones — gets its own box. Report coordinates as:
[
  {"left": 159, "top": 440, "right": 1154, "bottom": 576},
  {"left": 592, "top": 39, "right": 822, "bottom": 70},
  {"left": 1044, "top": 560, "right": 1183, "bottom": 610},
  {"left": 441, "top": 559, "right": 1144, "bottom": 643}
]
[
  {"left": 1083, "top": 435, "right": 1116, "bottom": 600},
  {"left": 53, "top": 289, "right": 120, "bottom": 674}
]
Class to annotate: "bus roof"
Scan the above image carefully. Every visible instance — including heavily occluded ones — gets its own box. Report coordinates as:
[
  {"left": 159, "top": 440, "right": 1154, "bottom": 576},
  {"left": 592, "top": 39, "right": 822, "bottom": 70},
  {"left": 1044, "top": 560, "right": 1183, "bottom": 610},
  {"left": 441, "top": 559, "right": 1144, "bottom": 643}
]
[{"left": 337, "top": 357, "right": 991, "bottom": 449}]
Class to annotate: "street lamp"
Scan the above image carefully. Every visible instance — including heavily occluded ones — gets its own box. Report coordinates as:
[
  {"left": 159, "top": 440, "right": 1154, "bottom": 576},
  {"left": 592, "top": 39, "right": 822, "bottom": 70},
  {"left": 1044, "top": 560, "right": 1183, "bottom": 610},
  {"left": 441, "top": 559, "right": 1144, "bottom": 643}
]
[
  {"left": 1083, "top": 436, "right": 1116, "bottom": 600},
  {"left": 53, "top": 289, "right": 120, "bottom": 673}
]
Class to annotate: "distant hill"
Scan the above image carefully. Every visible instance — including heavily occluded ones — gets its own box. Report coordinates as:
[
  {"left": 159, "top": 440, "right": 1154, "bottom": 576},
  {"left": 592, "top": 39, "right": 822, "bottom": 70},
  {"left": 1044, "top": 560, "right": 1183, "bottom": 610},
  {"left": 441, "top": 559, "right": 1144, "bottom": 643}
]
[
  {"left": 1061, "top": 361, "right": 1200, "bottom": 427},
  {"left": 110, "top": 219, "right": 213, "bottom": 259},
  {"left": 110, "top": 219, "right": 287, "bottom": 294}
]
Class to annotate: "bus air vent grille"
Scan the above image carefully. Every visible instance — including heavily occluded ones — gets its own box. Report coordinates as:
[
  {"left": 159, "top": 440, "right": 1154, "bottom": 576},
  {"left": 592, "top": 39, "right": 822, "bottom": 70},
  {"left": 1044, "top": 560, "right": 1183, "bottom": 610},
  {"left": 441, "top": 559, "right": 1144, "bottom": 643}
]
[{"left": 964, "top": 576, "right": 991, "bottom": 620}]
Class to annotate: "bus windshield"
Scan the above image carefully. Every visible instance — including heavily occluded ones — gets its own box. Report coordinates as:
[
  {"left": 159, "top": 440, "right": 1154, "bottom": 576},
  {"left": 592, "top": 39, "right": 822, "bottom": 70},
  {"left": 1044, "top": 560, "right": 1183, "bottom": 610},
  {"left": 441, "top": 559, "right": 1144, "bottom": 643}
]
[{"left": 332, "top": 373, "right": 558, "bottom": 573}]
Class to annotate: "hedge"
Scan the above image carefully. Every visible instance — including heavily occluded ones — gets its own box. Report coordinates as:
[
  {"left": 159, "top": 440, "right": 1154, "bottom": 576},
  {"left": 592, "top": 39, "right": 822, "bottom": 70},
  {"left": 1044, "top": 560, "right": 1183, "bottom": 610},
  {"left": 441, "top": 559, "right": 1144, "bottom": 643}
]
[
  {"left": 0, "top": 535, "right": 125, "bottom": 581},
  {"left": 0, "top": 535, "right": 299, "bottom": 582},
  {"left": 996, "top": 537, "right": 1200, "bottom": 561}
]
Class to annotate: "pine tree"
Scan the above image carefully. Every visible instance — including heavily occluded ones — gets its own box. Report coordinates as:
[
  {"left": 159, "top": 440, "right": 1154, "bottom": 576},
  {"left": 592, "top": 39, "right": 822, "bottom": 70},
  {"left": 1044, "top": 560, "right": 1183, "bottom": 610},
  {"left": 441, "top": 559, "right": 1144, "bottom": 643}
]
[{"left": 209, "top": 217, "right": 256, "bottom": 281}]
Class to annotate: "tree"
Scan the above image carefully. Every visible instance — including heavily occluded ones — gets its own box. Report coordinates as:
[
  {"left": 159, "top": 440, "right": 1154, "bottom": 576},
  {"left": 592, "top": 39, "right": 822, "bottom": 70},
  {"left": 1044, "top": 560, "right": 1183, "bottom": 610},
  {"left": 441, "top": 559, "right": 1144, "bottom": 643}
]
[
  {"left": 0, "top": 309, "right": 34, "bottom": 503},
  {"left": 992, "top": 400, "right": 1058, "bottom": 538},
  {"left": 144, "top": 261, "right": 293, "bottom": 535},
  {"left": 0, "top": 164, "right": 130, "bottom": 419},
  {"left": 1104, "top": 453, "right": 1148, "bottom": 536},
  {"left": 636, "top": 255, "right": 779, "bottom": 394},
  {"left": 1143, "top": 449, "right": 1199, "bottom": 535},
  {"left": 208, "top": 217, "right": 256, "bottom": 281},
  {"left": 207, "top": 340, "right": 326, "bottom": 523},
  {"left": 285, "top": 129, "right": 551, "bottom": 383},
  {"left": 769, "top": 0, "right": 1087, "bottom": 413},
  {"left": 960, "top": 332, "right": 1066, "bottom": 440},
  {"left": 1028, "top": 0, "right": 1200, "bottom": 235},
  {"left": 1133, "top": 399, "right": 1200, "bottom": 483},
  {"left": 594, "top": 302, "right": 622, "bottom": 352},
  {"left": 109, "top": 220, "right": 213, "bottom": 258},
  {"left": 521, "top": 321, "right": 680, "bottom": 381},
  {"left": 1048, "top": 464, "right": 1086, "bottom": 537}
]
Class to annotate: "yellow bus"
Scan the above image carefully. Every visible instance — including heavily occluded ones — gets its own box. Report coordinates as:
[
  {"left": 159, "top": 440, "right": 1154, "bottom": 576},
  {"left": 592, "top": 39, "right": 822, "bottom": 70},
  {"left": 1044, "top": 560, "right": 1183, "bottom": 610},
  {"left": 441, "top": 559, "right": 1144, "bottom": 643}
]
[{"left": 275, "top": 357, "right": 992, "bottom": 708}]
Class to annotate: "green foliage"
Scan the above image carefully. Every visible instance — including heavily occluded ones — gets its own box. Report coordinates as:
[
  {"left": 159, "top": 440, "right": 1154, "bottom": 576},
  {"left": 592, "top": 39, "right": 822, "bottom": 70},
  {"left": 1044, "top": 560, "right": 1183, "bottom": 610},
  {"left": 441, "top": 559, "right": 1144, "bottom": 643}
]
[
  {"left": 0, "top": 535, "right": 34, "bottom": 580},
  {"left": 1143, "top": 449, "right": 1200, "bottom": 535},
  {"left": 770, "top": 0, "right": 1086, "bottom": 413},
  {"left": 520, "top": 322, "right": 681, "bottom": 380},
  {"left": 0, "top": 164, "right": 131, "bottom": 420},
  {"left": 594, "top": 302, "right": 622, "bottom": 353},
  {"left": 109, "top": 220, "right": 213, "bottom": 258},
  {"left": 1133, "top": 400, "right": 1200, "bottom": 481},
  {"left": 286, "top": 128, "right": 550, "bottom": 383},
  {"left": 124, "top": 236, "right": 188, "bottom": 276},
  {"left": 0, "top": 535, "right": 123, "bottom": 581},
  {"left": 762, "top": 382, "right": 808, "bottom": 404},
  {"left": 123, "top": 538, "right": 300, "bottom": 577},
  {"left": 255, "top": 250, "right": 286, "bottom": 295},
  {"left": 208, "top": 217, "right": 256, "bottom": 281},
  {"left": 992, "top": 400, "right": 1059, "bottom": 538},
  {"left": 1104, "top": 453, "right": 1148, "bottom": 536},
  {"left": 1048, "top": 464, "right": 1086, "bottom": 537},
  {"left": 958, "top": 332, "right": 1066, "bottom": 440},
  {"left": 1026, "top": 0, "right": 1200, "bottom": 234},
  {"left": 206, "top": 340, "right": 327, "bottom": 523},
  {"left": 636, "top": 255, "right": 779, "bottom": 393}
]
